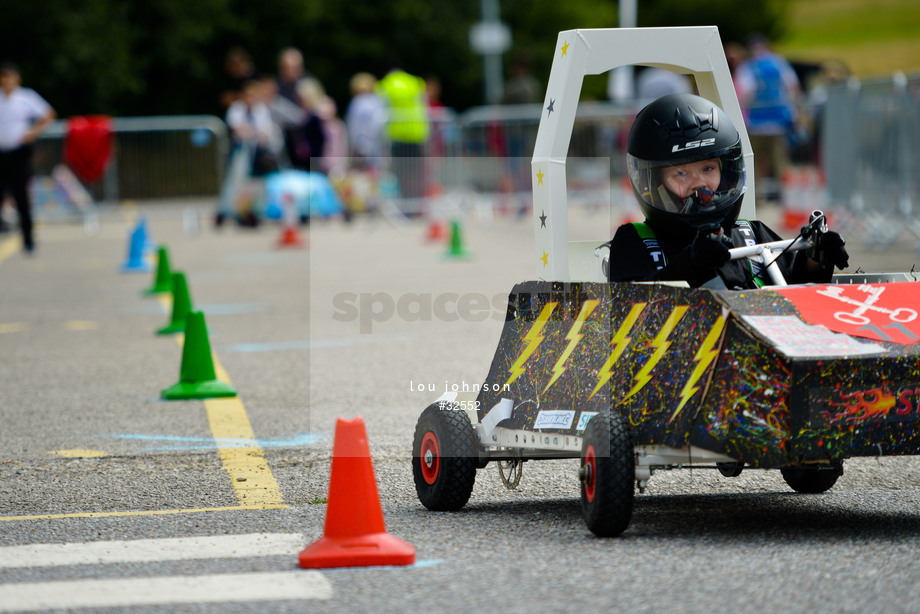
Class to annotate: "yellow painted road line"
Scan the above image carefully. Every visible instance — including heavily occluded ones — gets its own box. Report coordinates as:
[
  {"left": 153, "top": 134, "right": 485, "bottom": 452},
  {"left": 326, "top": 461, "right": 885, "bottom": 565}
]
[
  {"left": 161, "top": 295, "right": 287, "bottom": 508},
  {"left": 0, "top": 504, "right": 289, "bottom": 522},
  {"left": 206, "top": 397, "right": 286, "bottom": 506},
  {"left": 49, "top": 449, "right": 109, "bottom": 458},
  {"left": 0, "top": 234, "right": 21, "bottom": 266}
]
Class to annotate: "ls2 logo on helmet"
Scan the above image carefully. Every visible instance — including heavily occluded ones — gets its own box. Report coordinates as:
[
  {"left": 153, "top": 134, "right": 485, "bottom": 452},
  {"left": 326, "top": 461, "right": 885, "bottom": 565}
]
[{"left": 672, "top": 137, "right": 716, "bottom": 153}]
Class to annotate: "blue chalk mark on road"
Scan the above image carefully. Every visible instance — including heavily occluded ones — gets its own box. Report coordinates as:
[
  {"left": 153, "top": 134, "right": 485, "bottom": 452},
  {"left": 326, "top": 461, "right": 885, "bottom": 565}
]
[
  {"left": 110, "top": 432, "right": 322, "bottom": 451},
  {"left": 220, "top": 341, "right": 313, "bottom": 353},
  {"left": 221, "top": 332, "right": 417, "bottom": 353},
  {"left": 323, "top": 559, "right": 444, "bottom": 572},
  {"left": 198, "top": 302, "right": 268, "bottom": 315},
  {"left": 411, "top": 559, "right": 444, "bottom": 568}
]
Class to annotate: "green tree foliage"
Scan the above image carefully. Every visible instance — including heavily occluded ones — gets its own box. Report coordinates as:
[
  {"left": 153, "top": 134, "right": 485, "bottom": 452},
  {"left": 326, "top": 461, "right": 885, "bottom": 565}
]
[
  {"left": 637, "top": 0, "right": 789, "bottom": 45},
  {"left": 0, "top": 0, "right": 785, "bottom": 118}
]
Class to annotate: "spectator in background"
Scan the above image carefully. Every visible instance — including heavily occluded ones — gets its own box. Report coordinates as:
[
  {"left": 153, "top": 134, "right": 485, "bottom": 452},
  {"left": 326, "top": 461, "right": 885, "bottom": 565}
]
[
  {"left": 734, "top": 34, "right": 803, "bottom": 203},
  {"left": 220, "top": 47, "right": 257, "bottom": 111},
  {"left": 216, "top": 77, "right": 279, "bottom": 226},
  {"left": 723, "top": 42, "right": 748, "bottom": 100},
  {"left": 497, "top": 53, "right": 542, "bottom": 197},
  {"left": 288, "top": 78, "right": 326, "bottom": 172},
  {"left": 377, "top": 64, "right": 430, "bottom": 199},
  {"left": 345, "top": 72, "right": 386, "bottom": 169},
  {"left": 262, "top": 73, "right": 306, "bottom": 165},
  {"left": 274, "top": 48, "right": 326, "bottom": 172},
  {"left": 426, "top": 76, "right": 445, "bottom": 112},
  {"left": 0, "top": 62, "right": 55, "bottom": 254},
  {"left": 635, "top": 67, "right": 692, "bottom": 107},
  {"left": 226, "top": 79, "right": 279, "bottom": 176},
  {"left": 502, "top": 52, "right": 541, "bottom": 105},
  {"left": 276, "top": 47, "right": 309, "bottom": 107},
  {"left": 425, "top": 75, "right": 452, "bottom": 159},
  {"left": 316, "top": 96, "right": 347, "bottom": 176}
]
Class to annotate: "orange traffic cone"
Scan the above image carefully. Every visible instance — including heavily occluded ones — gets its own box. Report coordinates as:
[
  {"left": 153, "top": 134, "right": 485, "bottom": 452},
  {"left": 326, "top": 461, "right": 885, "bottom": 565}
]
[
  {"left": 277, "top": 192, "right": 306, "bottom": 248},
  {"left": 277, "top": 225, "right": 305, "bottom": 247},
  {"left": 298, "top": 417, "right": 416, "bottom": 569},
  {"left": 781, "top": 167, "right": 808, "bottom": 231},
  {"left": 425, "top": 218, "right": 447, "bottom": 242}
]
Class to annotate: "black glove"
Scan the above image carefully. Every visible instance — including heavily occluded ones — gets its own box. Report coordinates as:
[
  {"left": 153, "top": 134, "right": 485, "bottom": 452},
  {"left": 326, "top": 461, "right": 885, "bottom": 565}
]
[
  {"left": 812, "top": 230, "right": 849, "bottom": 270},
  {"left": 689, "top": 230, "right": 731, "bottom": 270}
]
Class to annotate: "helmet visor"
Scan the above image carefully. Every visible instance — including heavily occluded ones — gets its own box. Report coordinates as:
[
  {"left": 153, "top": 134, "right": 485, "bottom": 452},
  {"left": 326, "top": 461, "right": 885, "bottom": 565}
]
[{"left": 627, "top": 142, "right": 745, "bottom": 223}]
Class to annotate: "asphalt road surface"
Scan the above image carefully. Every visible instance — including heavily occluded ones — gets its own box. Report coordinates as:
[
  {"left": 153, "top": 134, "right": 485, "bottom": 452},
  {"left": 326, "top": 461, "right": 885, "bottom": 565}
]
[{"left": 2, "top": 200, "right": 919, "bottom": 613}]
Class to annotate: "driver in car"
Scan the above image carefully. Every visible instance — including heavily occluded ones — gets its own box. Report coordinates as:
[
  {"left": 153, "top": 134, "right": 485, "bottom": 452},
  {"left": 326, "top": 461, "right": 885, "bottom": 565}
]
[{"left": 605, "top": 93, "right": 848, "bottom": 289}]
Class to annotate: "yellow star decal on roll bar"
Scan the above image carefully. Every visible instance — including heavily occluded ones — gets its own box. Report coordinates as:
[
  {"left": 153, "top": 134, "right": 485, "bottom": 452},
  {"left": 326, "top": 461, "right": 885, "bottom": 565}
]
[
  {"left": 560, "top": 41, "right": 569, "bottom": 57},
  {"left": 540, "top": 250, "right": 549, "bottom": 268},
  {"left": 536, "top": 169, "right": 544, "bottom": 185}
]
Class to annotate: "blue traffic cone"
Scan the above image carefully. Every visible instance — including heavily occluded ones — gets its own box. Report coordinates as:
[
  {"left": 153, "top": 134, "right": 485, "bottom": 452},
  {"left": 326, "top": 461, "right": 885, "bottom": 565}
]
[
  {"left": 138, "top": 215, "right": 156, "bottom": 256},
  {"left": 120, "top": 221, "right": 151, "bottom": 273}
]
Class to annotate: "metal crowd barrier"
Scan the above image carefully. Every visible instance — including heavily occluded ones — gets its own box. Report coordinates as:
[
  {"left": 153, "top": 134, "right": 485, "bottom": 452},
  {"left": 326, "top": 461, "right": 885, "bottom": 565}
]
[
  {"left": 34, "top": 115, "right": 229, "bottom": 205},
  {"left": 456, "top": 101, "right": 631, "bottom": 190},
  {"left": 823, "top": 72, "right": 920, "bottom": 250}
]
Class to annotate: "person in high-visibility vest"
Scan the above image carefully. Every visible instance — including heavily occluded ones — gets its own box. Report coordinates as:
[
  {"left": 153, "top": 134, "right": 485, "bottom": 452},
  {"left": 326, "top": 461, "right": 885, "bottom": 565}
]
[{"left": 377, "top": 68, "right": 430, "bottom": 200}]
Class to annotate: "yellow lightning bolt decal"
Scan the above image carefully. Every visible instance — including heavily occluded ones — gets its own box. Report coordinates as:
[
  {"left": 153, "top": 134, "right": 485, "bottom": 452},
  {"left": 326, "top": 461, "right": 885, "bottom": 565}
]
[
  {"left": 670, "top": 314, "right": 726, "bottom": 422},
  {"left": 588, "top": 302, "right": 647, "bottom": 400},
  {"left": 543, "top": 300, "right": 599, "bottom": 393},
  {"left": 622, "top": 306, "right": 688, "bottom": 402},
  {"left": 505, "top": 302, "right": 557, "bottom": 387}
]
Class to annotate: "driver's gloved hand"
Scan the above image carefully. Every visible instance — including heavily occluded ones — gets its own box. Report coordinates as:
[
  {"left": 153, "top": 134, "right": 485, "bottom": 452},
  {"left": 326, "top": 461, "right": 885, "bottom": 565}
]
[
  {"left": 689, "top": 230, "right": 731, "bottom": 270},
  {"left": 812, "top": 230, "right": 849, "bottom": 270}
]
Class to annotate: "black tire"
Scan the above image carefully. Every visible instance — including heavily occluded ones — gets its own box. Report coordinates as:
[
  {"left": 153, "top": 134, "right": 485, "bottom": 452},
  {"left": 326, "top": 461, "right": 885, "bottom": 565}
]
[
  {"left": 780, "top": 461, "right": 844, "bottom": 493},
  {"left": 717, "top": 462, "right": 744, "bottom": 478},
  {"left": 580, "top": 411, "right": 634, "bottom": 537},
  {"left": 412, "top": 403, "right": 478, "bottom": 511}
]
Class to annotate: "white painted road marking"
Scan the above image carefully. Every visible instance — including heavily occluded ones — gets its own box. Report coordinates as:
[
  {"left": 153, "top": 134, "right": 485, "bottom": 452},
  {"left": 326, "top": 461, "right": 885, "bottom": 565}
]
[
  {"left": 0, "top": 533, "right": 306, "bottom": 568},
  {"left": 0, "top": 571, "right": 333, "bottom": 611}
]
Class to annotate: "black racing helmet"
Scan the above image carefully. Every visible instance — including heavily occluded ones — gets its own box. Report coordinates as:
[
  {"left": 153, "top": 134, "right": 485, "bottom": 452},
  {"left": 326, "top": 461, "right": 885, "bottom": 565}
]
[{"left": 626, "top": 93, "right": 746, "bottom": 234}]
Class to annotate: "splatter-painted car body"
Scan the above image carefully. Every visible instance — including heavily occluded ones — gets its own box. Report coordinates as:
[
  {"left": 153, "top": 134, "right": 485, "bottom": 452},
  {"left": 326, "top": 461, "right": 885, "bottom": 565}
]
[{"left": 473, "top": 278, "right": 920, "bottom": 470}]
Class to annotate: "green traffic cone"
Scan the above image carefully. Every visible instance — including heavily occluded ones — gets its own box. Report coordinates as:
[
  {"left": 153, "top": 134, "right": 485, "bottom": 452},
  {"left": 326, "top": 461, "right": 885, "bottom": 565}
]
[
  {"left": 157, "top": 272, "right": 193, "bottom": 335},
  {"left": 143, "top": 245, "right": 173, "bottom": 296},
  {"left": 161, "top": 311, "right": 237, "bottom": 400},
  {"left": 446, "top": 219, "right": 470, "bottom": 259}
]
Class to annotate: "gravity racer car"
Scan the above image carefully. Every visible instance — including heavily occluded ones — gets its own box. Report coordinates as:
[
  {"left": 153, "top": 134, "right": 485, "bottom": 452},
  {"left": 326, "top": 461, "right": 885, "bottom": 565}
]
[{"left": 411, "top": 27, "right": 920, "bottom": 536}]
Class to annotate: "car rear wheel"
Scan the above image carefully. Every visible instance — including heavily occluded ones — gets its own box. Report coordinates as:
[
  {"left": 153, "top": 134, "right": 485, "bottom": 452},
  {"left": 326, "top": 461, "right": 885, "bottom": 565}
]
[
  {"left": 780, "top": 461, "right": 843, "bottom": 493},
  {"left": 580, "top": 411, "right": 634, "bottom": 537}
]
